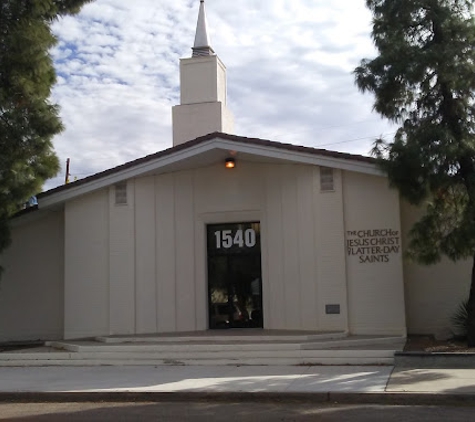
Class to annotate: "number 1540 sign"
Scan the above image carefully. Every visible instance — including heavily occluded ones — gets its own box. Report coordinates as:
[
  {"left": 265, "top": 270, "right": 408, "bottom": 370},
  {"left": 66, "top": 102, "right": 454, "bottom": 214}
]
[{"left": 214, "top": 229, "right": 257, "bottom": 249}]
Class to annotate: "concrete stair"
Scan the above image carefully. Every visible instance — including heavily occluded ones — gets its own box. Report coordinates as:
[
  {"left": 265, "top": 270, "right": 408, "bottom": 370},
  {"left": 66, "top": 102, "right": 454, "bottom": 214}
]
[{"left": 0, "top": 331, "right": 406, "bottom": 367}]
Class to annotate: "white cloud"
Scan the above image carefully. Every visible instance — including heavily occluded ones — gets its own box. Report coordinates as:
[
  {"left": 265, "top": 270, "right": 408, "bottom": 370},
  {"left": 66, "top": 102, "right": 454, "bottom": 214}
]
[{"left": 45, "top": 0, "right": 394, "bottom": 190}]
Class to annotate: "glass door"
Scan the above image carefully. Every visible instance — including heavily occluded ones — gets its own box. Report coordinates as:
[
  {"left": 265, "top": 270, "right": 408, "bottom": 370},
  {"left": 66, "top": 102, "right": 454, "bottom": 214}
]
[{"left": 207, "top": 222, "right": 262, "bottom": 329}]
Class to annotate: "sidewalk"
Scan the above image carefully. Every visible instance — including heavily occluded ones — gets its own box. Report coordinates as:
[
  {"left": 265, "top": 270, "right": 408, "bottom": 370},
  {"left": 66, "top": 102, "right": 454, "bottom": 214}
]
[
  {"left": 0, "top": 365, "right": 474, "bottom": 405},
  {"left": 388, "top": 367, "right": 475, "bottom": 394}
]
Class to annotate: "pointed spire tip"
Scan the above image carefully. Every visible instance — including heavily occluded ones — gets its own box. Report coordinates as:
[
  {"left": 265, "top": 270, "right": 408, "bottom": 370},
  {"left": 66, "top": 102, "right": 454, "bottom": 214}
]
[{"left": 192, "top": 0, "right": 214, "bottom": 57}]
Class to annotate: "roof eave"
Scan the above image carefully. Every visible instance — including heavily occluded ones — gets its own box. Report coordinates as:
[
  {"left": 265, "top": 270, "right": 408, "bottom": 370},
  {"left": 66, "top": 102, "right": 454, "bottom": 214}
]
[{"left": 38, "top": 133, "right": 382, "bottom": 210}]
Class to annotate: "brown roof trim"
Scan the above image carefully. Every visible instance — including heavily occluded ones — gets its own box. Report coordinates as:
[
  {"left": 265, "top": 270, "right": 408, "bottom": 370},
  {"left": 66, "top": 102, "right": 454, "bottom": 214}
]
[
  {"left": 216, "top": 132, "right": 376, "bottom": 163},
  {"left": 38, "top": 132, "right": 376, "bottom": 198}
]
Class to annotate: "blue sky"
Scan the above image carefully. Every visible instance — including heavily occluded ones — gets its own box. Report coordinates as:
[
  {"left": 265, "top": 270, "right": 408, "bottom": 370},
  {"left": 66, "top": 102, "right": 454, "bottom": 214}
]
[{"left": 46, "top": 0, "right": 395, "bottom": 189}]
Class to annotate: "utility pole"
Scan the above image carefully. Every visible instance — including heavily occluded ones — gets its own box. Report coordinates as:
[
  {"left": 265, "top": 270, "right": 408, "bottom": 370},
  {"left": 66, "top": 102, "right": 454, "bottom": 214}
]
[{"left": 65, "top": 158, "right": 70, "bottom": 184}]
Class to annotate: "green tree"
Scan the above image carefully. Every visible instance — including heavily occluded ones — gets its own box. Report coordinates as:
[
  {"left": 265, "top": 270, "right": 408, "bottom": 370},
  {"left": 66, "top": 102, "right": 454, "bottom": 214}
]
[
  {"left": 354, "top": 0, "right": 475, "bottom": 345},
  {"left": 0, "top": 0, "right": 93, "bottom": 278}
]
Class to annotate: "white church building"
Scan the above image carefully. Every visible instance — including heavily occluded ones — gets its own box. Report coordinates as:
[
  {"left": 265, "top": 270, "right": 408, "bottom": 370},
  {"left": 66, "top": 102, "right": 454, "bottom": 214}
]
[{"left": 0, "top": 1, "right": 470, "bottom": 342}]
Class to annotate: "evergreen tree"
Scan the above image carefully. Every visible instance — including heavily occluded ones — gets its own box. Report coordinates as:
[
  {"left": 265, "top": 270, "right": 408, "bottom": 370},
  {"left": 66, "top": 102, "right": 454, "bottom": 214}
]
[
  {"left": 355, "top": 0, "right": 475, "bottom": 344},
  {"left": 0, "top": 0, "right": 93, "bottom": 278}
]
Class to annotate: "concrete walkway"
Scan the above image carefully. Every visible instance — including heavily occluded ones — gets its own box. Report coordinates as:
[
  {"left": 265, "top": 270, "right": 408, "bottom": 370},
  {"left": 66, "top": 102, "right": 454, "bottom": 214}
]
[
  {"left": 0, "top": 366, "right": 391, "bottom": 393},
  {"left": 1, "top": 365, "right": 475, "bottom": 404},
  {"left": 388, "top": 367, "right": 475, "bottom": 394}
]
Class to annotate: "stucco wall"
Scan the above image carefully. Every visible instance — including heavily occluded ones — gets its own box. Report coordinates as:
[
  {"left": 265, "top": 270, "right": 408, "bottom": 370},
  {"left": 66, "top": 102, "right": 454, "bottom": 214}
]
[
  {"left": 180, "top": 56, "right": 224, "bottom": 105},
  {"left": 62, "top": 161, "right": 358, "bottom": 337},
  {"left": 315, "top": 168, "right": 348, "bottom": 332},
  {"left": 7, "top": 160, "right": 466, "bottom": 340},
  {"left": 342, "top": 171, "right": 406, "bottom": 336},
  {"left": 130, "top": 163, "right": 264, "bottom": 333},
  {"left": 0, "top": 210, "right": 64, "bottom": 342},
  {"left": 61, "top": 160, "right": 410, "bottom": 338},
  {"left": 142, "top": 162, "right": 351, "bottom": 333},
  {"left": 192, "top": 162, "right": 347, "bottom": 332},
  {"left": 263, "top": 164, "right": 318, "bottom": 330},
  {"left": 401, "top": 201, "right": 471, "bottom": 335},
  {"left": 135, "top": 176, "right": 157, "bottom": 334},
  {"left": 173, "top": 55, "right": 234, "bottom": 145},
  {"left": 109, "top": 182, "right": 136, "bottom": 335},
  {"left": 64, "top": 189, "right": 109, "bottom": 339},
  {"left": 172, "top": 102, "right": 234, "bottom": 147}
]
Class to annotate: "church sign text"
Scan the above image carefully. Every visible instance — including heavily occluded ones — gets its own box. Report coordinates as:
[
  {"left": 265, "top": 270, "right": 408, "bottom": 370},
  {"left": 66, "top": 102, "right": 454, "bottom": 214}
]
[{"left": 346, "top": 229, "right": 400, "bottom": 264}]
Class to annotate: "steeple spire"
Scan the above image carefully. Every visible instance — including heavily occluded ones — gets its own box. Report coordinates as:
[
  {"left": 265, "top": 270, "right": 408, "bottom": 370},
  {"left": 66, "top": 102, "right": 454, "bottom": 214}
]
[
  {"left": 192, "top": 0, "right": 215, "bottom": 57},
  {"left": 172, "top": 0, "right": 234, "bottom": 145}
]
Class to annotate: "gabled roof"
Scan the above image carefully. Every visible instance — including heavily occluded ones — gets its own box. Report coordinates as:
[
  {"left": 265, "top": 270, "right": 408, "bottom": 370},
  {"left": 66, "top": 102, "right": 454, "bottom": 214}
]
[{"left": 37, "top": 132, "right": 380, "bottom": 208}]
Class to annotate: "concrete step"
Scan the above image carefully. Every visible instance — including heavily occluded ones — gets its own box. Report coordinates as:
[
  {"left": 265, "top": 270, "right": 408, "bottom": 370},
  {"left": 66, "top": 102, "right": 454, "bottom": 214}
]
[
  {"left": 0, "top": 357, "right": 395, "bottom": 367},
  {"left": 302, "top": 336, "right": 406, "bottom": 350},
  {"left": 0, "top": 357, "right": 396, "bottom": 368},
  {"left": 49, "top": 341, "right": 306, "bottom": 352},
  {"left": 0, "top": 346, "right": 399, "bottom": 367},
  {"left": 0, "top": 349, "right": 397, "bottom": 360},
  {"left": 94, "top": 331, "right": 347, "bottom": 344},
  {"left": 0, "top": 333, "right": 405, "bottom": 367},
  {"left": 0, "top": 351, "right": 395, "bottom": 367},
  {"left": 50, "top": 335, "right": 405, "bottom": 353}
]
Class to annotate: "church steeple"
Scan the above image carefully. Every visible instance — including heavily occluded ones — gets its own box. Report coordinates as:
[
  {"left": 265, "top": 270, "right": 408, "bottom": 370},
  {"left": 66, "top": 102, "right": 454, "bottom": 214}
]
[
  {"left": 171, "top": 0, "right": 235, "bottom": 146},
  {"left": 193, "top": 0, "right": 214, "bottom": 57}
]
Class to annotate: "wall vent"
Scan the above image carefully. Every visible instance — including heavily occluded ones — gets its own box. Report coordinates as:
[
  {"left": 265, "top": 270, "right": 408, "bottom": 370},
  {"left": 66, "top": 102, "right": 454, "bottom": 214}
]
[
  {"left": 115, "top": 181, "right": 127, "bottom": 205},
  {"left": 320, "top": 167, "right": 334, "bottom": 192}
]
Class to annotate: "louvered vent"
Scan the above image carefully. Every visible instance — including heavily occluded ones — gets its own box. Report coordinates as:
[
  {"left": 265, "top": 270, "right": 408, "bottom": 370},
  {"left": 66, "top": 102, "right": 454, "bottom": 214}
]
[
  {"left": 320, "top": 167, "right": 334, "bottom": 192},
  {"left": 115, "top": 181, "right": 127, "bottom": 205}
]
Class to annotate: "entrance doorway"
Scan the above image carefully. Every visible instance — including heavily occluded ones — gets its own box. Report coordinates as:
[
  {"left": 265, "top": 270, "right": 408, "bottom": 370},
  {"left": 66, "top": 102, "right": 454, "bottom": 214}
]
[{"left": 207, "top": 222, "right": 262, "bottom": 329}]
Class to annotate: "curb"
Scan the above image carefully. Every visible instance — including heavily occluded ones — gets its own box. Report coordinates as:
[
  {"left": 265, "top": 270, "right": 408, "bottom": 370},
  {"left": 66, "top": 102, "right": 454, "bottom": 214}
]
[{"left": 0, "top": 391, "right": 474, "bottom": 406}]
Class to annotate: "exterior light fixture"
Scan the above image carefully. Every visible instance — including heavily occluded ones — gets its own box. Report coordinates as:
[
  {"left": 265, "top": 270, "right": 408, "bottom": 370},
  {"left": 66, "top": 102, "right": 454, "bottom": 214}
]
[{"left": 225, "top": 158, "right": 235, "bottom": 169}]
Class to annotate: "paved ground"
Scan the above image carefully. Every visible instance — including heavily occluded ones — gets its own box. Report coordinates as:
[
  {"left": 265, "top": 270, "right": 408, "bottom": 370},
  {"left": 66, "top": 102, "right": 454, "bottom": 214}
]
[
  {"left": 2, "top": 332, "right": 474, "bottom": 421},
  {"left": 1, "top": 402, "right": 475, "bottom": 421},
  {"left": 388, "top": 368, "right": 475, "bottom": 394},
  {"left": 2, "top": 365, "right": 475, "bottom": 395},
  {"left": 0, "top": 366, "right": 475, "bottom": 399},
  {"left": 1, "top": 363, "right": 475, "bottom": 417},
  {"left": 0, "top": 366, "right": 392, "bottom": 393}
]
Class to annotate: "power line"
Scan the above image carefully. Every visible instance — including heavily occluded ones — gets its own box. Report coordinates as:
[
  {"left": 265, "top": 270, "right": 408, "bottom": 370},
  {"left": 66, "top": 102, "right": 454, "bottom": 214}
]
[
  {"left": 314, "top": 118, "right": 392, "bottom": 132},
  {"left": 314, "top": 132, "right": 396, "bottom": 148}
]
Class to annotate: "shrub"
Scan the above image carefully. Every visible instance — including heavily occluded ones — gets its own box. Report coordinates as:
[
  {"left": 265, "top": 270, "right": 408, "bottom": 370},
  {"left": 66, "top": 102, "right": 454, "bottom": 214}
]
[{"left": 451, "top": 298, "right": 469, "bottom": 339}]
